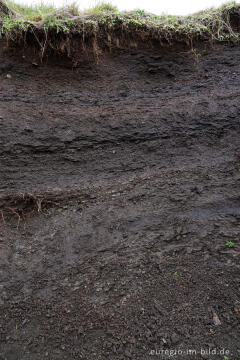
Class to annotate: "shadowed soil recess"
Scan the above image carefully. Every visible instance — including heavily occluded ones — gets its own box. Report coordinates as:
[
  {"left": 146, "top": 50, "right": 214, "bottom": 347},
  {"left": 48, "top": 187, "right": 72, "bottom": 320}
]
[{"left": 0, "top": 44, "right": 240, "bottom": 360}]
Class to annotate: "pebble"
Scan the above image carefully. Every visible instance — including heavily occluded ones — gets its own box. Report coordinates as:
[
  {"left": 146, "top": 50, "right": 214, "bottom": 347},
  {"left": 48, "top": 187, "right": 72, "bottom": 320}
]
[{"left": 162, "top": 337, "right": 168, "bottom": 345}]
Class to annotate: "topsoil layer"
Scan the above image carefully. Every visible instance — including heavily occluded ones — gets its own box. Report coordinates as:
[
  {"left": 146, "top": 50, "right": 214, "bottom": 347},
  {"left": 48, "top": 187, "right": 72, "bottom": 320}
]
[{"left": 0, "top": 43, "right": 240, "bottom": 360}]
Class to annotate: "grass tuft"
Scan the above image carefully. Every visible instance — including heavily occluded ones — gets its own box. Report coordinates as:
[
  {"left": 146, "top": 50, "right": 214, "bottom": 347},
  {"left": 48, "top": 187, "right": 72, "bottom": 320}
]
[
  {"left": 3, "top": 1, "right": 57, "bottom": 20},
  {"left": 84, "top": 2, "right": 118, "bottom": 14}
]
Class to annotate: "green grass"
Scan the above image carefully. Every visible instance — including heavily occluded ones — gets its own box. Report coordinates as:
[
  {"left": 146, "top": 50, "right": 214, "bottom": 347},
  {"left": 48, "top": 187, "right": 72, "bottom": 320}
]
[
  {"left": 1, "top": 1, "right": 119, "bottom": 21},
  {"left": 4, "top": 1, "right": 56, "bottom": 20},
  {"left": 226, "top": 240, "right": 235, "bottom": 248},
  {"left": 0, "top": 0, "right": 240, "bottom": 60},
  {"left": 84, "top": 2, "right": 118, "bottom": 15}
]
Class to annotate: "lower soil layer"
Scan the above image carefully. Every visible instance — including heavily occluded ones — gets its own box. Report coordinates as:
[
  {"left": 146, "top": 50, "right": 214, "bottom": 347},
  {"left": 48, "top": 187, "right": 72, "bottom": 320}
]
[{"left": 0, "top": 44, "right": 240, "bottom": 359}]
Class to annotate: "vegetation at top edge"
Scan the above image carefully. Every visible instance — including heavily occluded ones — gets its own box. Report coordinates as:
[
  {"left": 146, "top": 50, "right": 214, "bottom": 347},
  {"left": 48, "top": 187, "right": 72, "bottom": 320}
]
[
  {"left": 4, "top": 0, "right": 56, "bottom": 20},
  {"left": 85, "top": 2, "right": 118, "bottom": 15},
  {"left": 0, "top": 0, "right": 240, "bottom": 44}
]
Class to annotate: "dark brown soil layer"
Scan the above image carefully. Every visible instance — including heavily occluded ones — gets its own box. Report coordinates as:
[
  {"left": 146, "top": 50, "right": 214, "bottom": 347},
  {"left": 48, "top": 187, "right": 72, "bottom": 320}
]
[{"left": 0, "top": 44, "right": 240, "bottom": 359}]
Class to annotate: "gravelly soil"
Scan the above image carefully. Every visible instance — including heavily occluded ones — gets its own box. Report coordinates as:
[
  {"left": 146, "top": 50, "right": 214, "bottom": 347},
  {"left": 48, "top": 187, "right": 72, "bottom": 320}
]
[{"left": 0, "top": 44, "right": 240, "bottom": 360}]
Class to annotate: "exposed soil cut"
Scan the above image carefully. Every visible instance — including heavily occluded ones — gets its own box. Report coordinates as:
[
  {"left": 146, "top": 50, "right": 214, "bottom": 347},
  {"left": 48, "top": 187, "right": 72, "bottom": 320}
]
[{"left": 0, "top": 43, "right": 240, "bottom": 359}]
